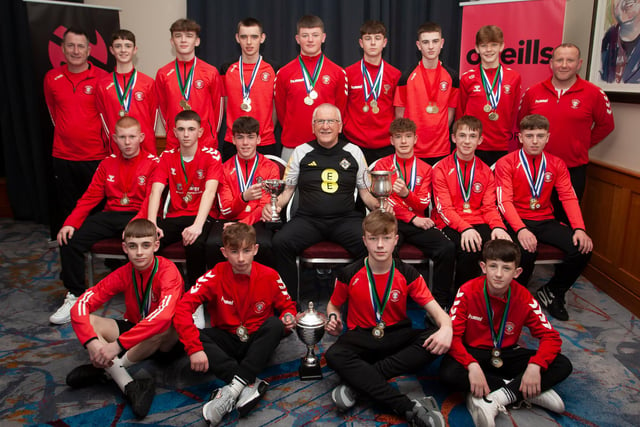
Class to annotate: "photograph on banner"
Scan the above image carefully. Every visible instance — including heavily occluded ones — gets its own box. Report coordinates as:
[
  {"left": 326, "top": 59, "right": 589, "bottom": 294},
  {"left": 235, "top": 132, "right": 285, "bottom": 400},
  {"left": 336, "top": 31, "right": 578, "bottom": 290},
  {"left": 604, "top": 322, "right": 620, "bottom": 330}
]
[
  {"left": 459, "top": 0, "right": 566, "bottom": 92},
  {"left": 589, "top": 0, "right": 640, "bottom": 94}
]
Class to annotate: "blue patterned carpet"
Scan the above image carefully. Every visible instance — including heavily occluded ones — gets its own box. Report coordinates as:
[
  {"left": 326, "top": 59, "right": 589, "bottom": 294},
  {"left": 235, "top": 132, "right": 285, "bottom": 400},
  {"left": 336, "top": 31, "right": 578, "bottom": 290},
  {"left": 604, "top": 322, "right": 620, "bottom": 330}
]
[{"left": 0, "top": 219, "right": 638, "bottom": 426}]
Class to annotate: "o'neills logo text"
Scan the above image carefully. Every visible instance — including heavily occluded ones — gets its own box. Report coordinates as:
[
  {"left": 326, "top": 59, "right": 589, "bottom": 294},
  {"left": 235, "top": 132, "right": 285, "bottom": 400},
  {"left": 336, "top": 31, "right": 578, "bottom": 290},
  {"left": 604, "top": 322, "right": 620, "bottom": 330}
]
[{"left": 466, "top": 39, "right": 553, "bottom": 65}]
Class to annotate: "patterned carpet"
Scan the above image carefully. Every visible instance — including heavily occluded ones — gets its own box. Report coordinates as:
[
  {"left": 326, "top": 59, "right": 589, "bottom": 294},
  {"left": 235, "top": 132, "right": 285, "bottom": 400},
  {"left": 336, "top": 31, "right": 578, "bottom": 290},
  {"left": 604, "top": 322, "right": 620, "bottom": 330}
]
[{"left": 0, "top": 219, "right": 638, "bottom": 426}]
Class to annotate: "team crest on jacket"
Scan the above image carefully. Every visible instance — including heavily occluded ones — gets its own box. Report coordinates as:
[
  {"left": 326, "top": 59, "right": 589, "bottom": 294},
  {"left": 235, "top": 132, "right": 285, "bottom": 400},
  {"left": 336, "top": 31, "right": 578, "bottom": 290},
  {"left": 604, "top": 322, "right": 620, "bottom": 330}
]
[
  {"left": 384, "top": 83, "right": 391, "bottom": 94},
  {"left": 83, "top": 85, "right": 94, "bottom": 95},
  {"left": 505, "top": 321, "right": 515, "bottom": 335},
  {"left": 439, "top": 81, "right": 449, "bottom": 91},
  {"left": 390, "top": 290, "right": 401, "bottom": 302},
  {"left": 195, "top": 79, "right": 205, "bottom": 89},
  {"left": 571, "top": 99, "right": 581, "bottom": 109},
  {"left": 322, "top": 75, "right": 331, "bottom": 85},
  {"left": 138, "top": 175, "right": 146, "bottom": 186},
  {"left": 544, "top": 172, "right": 553, "bottom": 182},
  {"left": 177, "top": 183, "right": 183, "bottom": 191},
  {"left": 503, "top": 85, "right": 512, "bottom": 94},
  {"left": 197, "top": 169, "right": 205, "bottom": 180},
  {"left": 473, "top": 182, "right": 483, "bottom": 193},
  {"left": 254, "top": 301, "right": 266, "bottom": 313},
  {"left": 135, "top": 91, "right": 145, "bottom": 101},
  {"left": 339, "top": 158, "right": 351, "bottom": 170},
  {"left": 261, "top": 72, "right": 271, "bottom": 81}
]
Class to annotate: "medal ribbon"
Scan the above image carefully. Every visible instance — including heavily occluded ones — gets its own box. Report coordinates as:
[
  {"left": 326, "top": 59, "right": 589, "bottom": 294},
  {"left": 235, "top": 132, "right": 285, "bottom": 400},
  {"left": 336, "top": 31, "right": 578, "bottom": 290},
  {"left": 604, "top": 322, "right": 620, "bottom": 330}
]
[
  {"left": 239, "top": 55, "right": 263, "bottom": 102},
  {"left": 365, "top": 258, "right": 395, "bottom": 324},
  {"left": 480, "top": 65, "right": 503, "bottom": 110},
  {"left": 235, "top": 154, "right": 259, "bottom": 193},
  {"left": 180, "top": 152, "right": 194, "bottom": 201},
  {"left": 393, "top": 155, "right": 417, "bottom": 191},
  {"left": 113, "top": 69, "right": 137, "bottom": 113},
  {"left": 418, "top": 60, "right": 442, "bottom": 104},
  {"left": 132, "top": 257, "right": 158, "bottom": 318},
  {"left": 454, "top": 154, "right": 476, "bottom": 203},
  {"left": 483, "top": 279, "right": 511, "bottom": 350},
  {"left": 298, "top": 54, "right": 324, "bottom": 95},
  {"left": 174, "top": 57, "right": 197, "bottom": 101},
  {"left": 119, "top": 152, "right": 141, "bottom": 199},
  {"left": 518, "top": 149, "right": 546, "bottom": 199},
  {"left": 361, "top": 59, "right": 384, "bottom": 102}
]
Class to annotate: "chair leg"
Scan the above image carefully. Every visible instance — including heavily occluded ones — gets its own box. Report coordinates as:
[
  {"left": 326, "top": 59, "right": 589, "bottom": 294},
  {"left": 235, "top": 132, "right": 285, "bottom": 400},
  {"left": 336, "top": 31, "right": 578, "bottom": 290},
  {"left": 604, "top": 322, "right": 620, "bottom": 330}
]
[
  {"left": 87, "top": 252, "right": 94, "bottom": 287},
  {"left": 296, "top": 256, "right": 301, "bottom": 309},
  {"left": 428, "top": 259, "right": 434, "bottom": 291}
]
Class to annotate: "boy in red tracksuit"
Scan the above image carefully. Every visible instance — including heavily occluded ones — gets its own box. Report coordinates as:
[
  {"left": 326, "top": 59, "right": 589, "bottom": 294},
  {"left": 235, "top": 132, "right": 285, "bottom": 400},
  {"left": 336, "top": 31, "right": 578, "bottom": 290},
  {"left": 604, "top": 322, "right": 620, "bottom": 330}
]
[
  {"left": 68, "top": 219, "right": 184, "bottom": 419},
  {"left": 155, "top": 19, "right": 223, "bottom": 150},
  {"left": 274, "top": 15, "right": 348, "bottom": 162},
  {"left": 208, "top": 116, "right": 280, "bottom": 268},
  {"left": 439, "top": 239, "right": 572, "bottom": 427},
  {"left": 325, "top": 210, "right": 451, "bottom": 427},
  {"left": 51, "top": 117, "right": 158, "bottom": 325},
  {"left": 373, "top": 118, "right": 455, "bottom": 308},
  {"left": 495, "top": 114, "right": 593, "bottom": 321},
  {"left": 343, "top": 20, "right": 401, "bottom": 164},
  {"left": 432, "top": 115, "right": 511, "bottom": 293},
  {"left": 145, "top": 110, "right": 222, "bottom": 307},
  {"left": 173, "top": 223, "right": 297, "bottom": 426},
  {"left": 457, "top": 25, "right": 521, "bottom": 167},
  {"left": 96, "top": 29, "right": 158, "bottom": 155}
]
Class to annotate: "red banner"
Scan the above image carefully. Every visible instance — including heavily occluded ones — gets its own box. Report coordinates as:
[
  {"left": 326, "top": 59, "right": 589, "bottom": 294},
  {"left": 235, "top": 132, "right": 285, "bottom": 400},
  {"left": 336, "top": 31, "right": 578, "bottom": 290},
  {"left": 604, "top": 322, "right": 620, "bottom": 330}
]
[{"left": 459, "top": 0, "right": 566, "bottom": 92}]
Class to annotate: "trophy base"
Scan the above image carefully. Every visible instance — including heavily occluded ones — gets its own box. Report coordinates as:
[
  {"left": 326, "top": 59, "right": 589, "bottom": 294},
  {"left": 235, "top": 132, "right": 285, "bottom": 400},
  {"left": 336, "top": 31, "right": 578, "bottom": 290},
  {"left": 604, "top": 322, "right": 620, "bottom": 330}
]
[{"left": 298, "top": 360, "right": 323, "bottom": 381}]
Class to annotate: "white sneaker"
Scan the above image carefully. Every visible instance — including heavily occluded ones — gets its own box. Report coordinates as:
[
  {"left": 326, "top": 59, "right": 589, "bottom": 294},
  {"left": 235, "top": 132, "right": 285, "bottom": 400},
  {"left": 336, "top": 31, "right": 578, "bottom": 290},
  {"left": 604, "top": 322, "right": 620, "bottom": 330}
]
[
  {"left": 203, "top": 384, "right": 237, "bottom": 426},
  {"left": 331, "top": 383, "right": 358, "bottom": 412},
  {"left": 236, "top": 378, "right": 269, "bottom": 417},
  {"left": 528, "top": 388, "right": 565, "bottom": 413},
  {"left": 49, "top": 292, "right": 78, "bottom": 325},
  {"left": 466, "top": 393, "right": 507, "bottom": 427},
  {"left": 193, "top": 304, "right": 205, "bottom": 329}
]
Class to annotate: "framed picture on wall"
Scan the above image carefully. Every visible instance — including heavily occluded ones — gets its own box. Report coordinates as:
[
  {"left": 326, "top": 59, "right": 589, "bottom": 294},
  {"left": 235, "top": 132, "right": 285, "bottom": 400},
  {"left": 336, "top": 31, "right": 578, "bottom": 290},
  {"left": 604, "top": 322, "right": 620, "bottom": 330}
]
[{"left": 588, "top": 0, "right": 640, "bottom": 102}]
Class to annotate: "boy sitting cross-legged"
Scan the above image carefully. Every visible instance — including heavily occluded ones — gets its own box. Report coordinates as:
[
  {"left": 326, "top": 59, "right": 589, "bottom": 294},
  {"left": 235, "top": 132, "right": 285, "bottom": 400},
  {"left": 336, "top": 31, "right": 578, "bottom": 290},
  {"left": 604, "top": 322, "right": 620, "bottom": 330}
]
[
  {"left": 439, "top": 239, "right": 573, "bottom": 427},
  {"left": 173, "top": 223, "right": 297, "bottom": 426}
]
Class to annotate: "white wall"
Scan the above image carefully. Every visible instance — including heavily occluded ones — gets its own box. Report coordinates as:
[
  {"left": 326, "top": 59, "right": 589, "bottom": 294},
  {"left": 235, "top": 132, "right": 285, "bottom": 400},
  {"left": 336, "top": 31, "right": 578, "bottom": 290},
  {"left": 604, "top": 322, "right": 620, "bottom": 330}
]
[{"left": 85, "top": 0, "right": 186, "bottom": 76}]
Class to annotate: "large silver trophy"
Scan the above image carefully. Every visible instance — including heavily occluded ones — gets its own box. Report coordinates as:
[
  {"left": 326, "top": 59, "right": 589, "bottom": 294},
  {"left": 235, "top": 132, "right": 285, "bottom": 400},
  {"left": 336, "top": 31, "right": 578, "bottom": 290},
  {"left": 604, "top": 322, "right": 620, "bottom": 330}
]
[
  {"left": 295, "top": 301, "right": 327, "bottom": 381},
  {"left": 261, "top": 179, "right": 286, "bottom": 222},
  {"left": 368, "top": 170, "right": 394, "bottom": 212}
]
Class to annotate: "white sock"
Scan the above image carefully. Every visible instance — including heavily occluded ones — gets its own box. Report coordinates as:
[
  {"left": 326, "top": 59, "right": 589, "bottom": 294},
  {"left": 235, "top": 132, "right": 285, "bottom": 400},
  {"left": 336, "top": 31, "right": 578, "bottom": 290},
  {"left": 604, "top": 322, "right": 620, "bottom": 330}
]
[
  {"left": 105, "top": 357, "right": 134, "bottom": 392},
  {"left": 488, "top": 387, "right": 516, "bottom": 407},
  {"left": 228, "top": 375, "right": 247, "bottom": 399},
  {"left": 120, "top": 353, "right": 135, "bottom": 369}
]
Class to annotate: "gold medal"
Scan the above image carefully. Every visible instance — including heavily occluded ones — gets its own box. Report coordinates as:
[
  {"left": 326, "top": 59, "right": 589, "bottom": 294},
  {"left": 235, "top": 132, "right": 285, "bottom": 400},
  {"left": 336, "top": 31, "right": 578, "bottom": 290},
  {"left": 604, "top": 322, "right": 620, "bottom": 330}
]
[
  {"left": 491, "top": 348, "right": 501, "bottom": 358},
  {"left": 372, "top": 106, "right": 380, "bottom": 114},
  {"left": 119, "top": 109, "right": 127, "bottom": 118},
  {"left": 240, "top": 102, "right": 252, "bottom": 112},
  {"left": 370, "top": 99, "right": 378, "bottom": 108},
  {"left": 304, "top": 96, "right": 314, "bottom": 106},
  {"left": 245, "top": 205, "right": 251, "bottom": 212},
  {"left": 530, "top": 198, "right": 540, "bottom": 210},
  {"left": 180, "top": 99, "right": 191, "bottom": 110},
  {"left": 483, "top": 104, "right": 492, "bottom": 113},
  {"left": 363, "top": 104, "right": 370, "bottom": 113},
  {"left": 488, "top": 112, "right": 499, "bottom": 121},
  {"left": 491, "top": 356, "right": 504, "bottom": 368},
  {"left": 309, "top": 89, "right": 318, "bottom": 100},
  {"left": 426, "top": 104, "right": 439, "bottom": 114},
  {"left": 236, "top": 325, "right": 249, "bottom": 342},
  {"left": 183, "top": 193, "right": 192, "bottom": 203},
  {"left": 120, "top": 195, "right": 130, "bottom": 205},
  {"left": 463, "top": 202, "right": 471, "bottom": 213},
  {"left": 372, "top": 321, "right": 385, "bottom": 339}
]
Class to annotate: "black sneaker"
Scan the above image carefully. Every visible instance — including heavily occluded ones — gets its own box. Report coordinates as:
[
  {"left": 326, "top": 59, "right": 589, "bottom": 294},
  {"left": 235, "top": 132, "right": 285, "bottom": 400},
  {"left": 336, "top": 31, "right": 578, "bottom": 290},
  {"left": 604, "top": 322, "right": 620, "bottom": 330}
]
[
  {"left": 536, "top": 286, "right": 569, "bottom": 321},
  {"left": 236, "top": 378, "right": 269, "bottom": 417},
  {"left": 124, "top": 378, "right": 155, "bottom": 418},
  {"left": 66, "top": 364, "right": 108, "bottom": 388},
  {"left": 406, "top": 398, "right": 445, "bottom": 427}
]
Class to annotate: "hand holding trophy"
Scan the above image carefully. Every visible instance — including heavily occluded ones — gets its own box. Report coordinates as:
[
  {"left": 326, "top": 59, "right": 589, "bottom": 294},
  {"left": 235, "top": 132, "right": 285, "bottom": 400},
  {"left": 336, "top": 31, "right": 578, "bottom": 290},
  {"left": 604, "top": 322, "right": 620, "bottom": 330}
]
[
  {"left": 258, "top": 177, "right": 286, "bottom": 222},
  {"left": 367, "top": 169, "right": 394, "bottom": 212}
]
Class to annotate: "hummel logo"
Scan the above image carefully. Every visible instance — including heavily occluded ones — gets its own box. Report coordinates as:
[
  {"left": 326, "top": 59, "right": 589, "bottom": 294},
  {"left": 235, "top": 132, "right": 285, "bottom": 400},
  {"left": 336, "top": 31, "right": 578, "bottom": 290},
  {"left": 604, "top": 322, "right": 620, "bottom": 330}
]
[
  {"left": 107, "top": 175, "right": 115, "bottom": 182},
  {"left": 308, "top": 161, "right": 317, "bottom": 167},
  {"left": 534, "top": 99, "right": 549, "bottom": 104},
  {"left": 221, "top": 296, "right": 234, "bottom": 305},
  {"left": 469, "top": 314, "right": 483, "bottom": 321}
]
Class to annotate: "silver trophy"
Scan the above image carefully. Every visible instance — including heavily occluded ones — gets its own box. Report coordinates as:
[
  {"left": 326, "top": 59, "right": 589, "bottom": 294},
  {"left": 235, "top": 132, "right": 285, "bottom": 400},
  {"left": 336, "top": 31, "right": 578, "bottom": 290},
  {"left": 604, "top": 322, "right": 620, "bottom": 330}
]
[
  {"left": 295, "top": 301, "right": 327, "bottom": 381},
  {"left": 260, "top": 179, "right": 286, "bottom": 222},
  {"left": 368, "top": 170, "right": 394, "bottom": 212}
]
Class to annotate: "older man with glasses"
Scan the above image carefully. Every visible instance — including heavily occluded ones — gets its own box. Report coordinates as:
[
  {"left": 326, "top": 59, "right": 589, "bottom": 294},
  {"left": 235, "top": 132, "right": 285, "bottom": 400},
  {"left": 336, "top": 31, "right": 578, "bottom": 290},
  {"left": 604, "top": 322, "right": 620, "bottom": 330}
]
[{"left": 262, "top": 103, "right": 378, "bottom": 299}]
